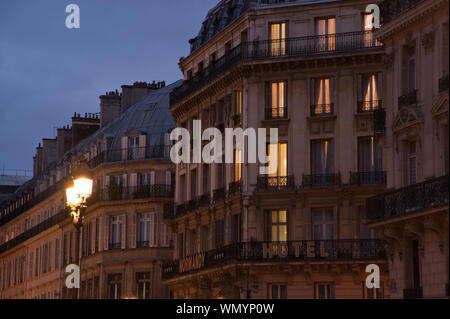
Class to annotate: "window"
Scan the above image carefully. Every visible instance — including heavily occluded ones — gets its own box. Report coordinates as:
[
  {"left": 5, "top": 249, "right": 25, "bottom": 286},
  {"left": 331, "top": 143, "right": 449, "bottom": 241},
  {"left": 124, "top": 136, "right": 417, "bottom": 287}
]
[
  {"left": 360, "top": 207, "right": 374, "bottom": 239},
  {"left": 269, "top": 284, "right": 287, "bottom": 299},
  {"left": 230, "top": 214, "right": 241, "bottom": 244},
  {"left": 266, "top": 81, "right": 287, "bottom": 119},
  {"left": 265, "top": 210, "right": 288, "bottom": 242},
  {"left": 358, "top": 137, "right": 382, "bottom": 172},
  {"left": 110, "top": 216, "right": 123, "bottom": 250},
  {"left": 407, "top": 141, "right": 417, "bottom": 185},
  {"left": 363, "top": 13, "right": 376, "bottom": 47},
  {"left": 404, "top": 46, "right": 416, "bottom": 93},
  {"left": 139, "top": 172, "right": 155, "bottom": 187},
  {"left": 316, "top": 18, "right": 335, "bottom": 51},
  {"left": 138, "top": 214, "right": 152, "bottom": 247},
  {"left": 363, "top": 281, "right": 384, "bottom": 299},
  {"left": 108, "top": 274, "right": 122, "bottom": 299},
  {"left": 357, "top": 74, "right": 382, "bottom": 112},
  {"left": 311, "top": 78, "right": 334, "bottom": 116},
  {"left": 234, "top": 149, "right": 242, "bottom": 182},
  {"left": 311, "top": 139, "right": 334, "bottom": 175},
  {"left": 213, "top": 219, "right": 225, "bottom": 249},
  {"left": 136, "top": 273, "right": 151, "bottom": 299},
  {"left": 315, "top": 282, "right": 334, "bottom": 299},
  {"left": 270, "top": 22, "right": 286, "bottom": 56},
  {"left": 268, "top": 142, "right": 288, "bottom": 179},
  {"left": 312, "top": 208, "right": 334, "bottom": 240},
  {"left": 128, "top": 136, "right": 140, "bottom": 160}
]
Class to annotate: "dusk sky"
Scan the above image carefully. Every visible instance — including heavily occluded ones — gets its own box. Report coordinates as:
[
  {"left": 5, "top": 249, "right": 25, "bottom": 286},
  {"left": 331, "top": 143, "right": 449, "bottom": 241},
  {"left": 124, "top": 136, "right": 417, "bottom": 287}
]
[{"left": 0, "top": 0, "right": 215, "bottom": 173}]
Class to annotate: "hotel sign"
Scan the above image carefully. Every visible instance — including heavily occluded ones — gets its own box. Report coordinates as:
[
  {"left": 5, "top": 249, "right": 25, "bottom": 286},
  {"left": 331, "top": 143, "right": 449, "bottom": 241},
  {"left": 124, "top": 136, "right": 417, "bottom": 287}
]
[{"left": 262, "top": 241, "right": 331, "bottom": 259}]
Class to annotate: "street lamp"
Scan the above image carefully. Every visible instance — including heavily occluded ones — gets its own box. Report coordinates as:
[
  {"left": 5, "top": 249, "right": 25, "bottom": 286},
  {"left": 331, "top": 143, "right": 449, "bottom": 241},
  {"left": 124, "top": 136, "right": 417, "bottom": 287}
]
[{"left": 66, "top": 161, "right": 93, "bottom": 230}]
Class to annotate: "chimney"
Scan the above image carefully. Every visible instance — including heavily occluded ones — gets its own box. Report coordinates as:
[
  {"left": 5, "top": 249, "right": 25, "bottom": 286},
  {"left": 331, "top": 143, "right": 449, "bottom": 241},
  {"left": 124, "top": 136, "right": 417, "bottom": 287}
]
[
  {"left": 33, "top": 143, "right": 43, "bottom": 177},
  {"left": 120, "top": 81, "right": 165, "bottom": 113},
  {"left": 42, "top": 138, "right": 57, "bottom": 170},
  {"left": 72, "top": 113, "right": 100, "bottom": 148},
  {"left": 100, "top": 90, "right": 121, "bottom": 128},
  {"left": 56, "top": 125, "right": 73, "bottom": 161}
]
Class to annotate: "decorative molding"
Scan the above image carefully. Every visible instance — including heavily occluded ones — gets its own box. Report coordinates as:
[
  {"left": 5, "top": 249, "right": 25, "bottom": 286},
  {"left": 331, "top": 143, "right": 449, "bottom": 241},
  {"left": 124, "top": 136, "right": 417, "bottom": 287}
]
[{"left": 421, "top": 29, "right": 435, "bottom": 51}]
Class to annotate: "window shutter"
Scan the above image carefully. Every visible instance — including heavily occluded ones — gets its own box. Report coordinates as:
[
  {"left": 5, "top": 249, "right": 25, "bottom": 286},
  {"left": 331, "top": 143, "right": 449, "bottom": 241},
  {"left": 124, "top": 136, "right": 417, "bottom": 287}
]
[
  {"left": 310, "top": 78, "right": 316, "bottom": 107},
  {"left": 150, "top": 172, "right": 156, "bottom": 186},
  {"left": 330, "top": 77, "right": 335, "bottom": 105},
  {"left": 357, "top": 74, "right": 362, "bottom": 102},
  {"left": 121, "top": 216, "right": 126, "bottom": 250},
  {"left": 139, "top": 135, "right": 146, "bottom": 159},
  {"left": 123, "top": 174, "right": 128, "bottom": 188},
  {"left": 151, "top": 213, "right": 157, "bottom": 247},
  {"left": 121, "top": 137, "right": 128, "bottom": 161},
  {"left": 104, "top": 216, "right": 109, "bottom": 251},
  {"left": 166, "top": 171, "right": 172, "bottom": 186},
  {"left": 164, "top": 133, "right": 171, "bottom": 157},
  {"left": 284, "top": 80, "right": 288, "bottom": 110},
  {"left": 265, "top": 82, "right": 271, "bottom": 110},
  {"left": 130, "top": 173, "right": 138, "bottom": 187}
]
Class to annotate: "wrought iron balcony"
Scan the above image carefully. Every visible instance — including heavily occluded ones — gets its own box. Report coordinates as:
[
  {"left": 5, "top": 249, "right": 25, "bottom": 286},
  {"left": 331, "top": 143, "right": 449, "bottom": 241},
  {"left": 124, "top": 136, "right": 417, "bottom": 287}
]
[
  {"left": 176, "top": 203, "right": 188, "bottom": 218},
  {"left": 398, "top": 90, "right": 417, "bottom": 109},
  {"left": 171, "top": 31, "right": 383, "bottom": 106},
  {"left": 357, "top": 100, "right": 382, "bottom": 113},
  {"left": 302, "top": 174, "right": 341, "bottom": 188},
  {"left": 0, "top": 176, "right": 71, "bottom": 228},
  {"left": 162, "top": 239, "right": 386, "bottom": 280},
  {"left": 439, "top": 74, "right": 449, "bottom": 93},
  {"left": 198, "top": 193, "right": 211, "bottom": 207},
  {"left": 98, "top": 185, "right": 174, "bottom": 202},
  {"left": 374, "top": 108, "right": 386, "bottom": 134},
  {"left": 380, "top": 0, "right": 426, "bottom": 24},
  {"left": 311, "top": 104, "right": 334, "bottom": 117},
  {"left": 213, "top": 188, "right": 226, "bottom": 202},
  {"left": 109, "top": 243, "right": 122, "bottom": 250},
  {"left": 265, "top": 107, "right": 288, "bottom": 120},
  {"left": 228, "top": 181, "right": 242, "bottom": 196},
  {"left": 233, "top": 114, "right": 242, "bottom": 126},
  {"left": 87, "top": 145, "right": 171, "bottom": 169},
  {"left": 366, "top": 175, "right": 449, "bottom": 221},
  {"left": 403, "top": 287, "right": 423, "bottom": 299},
  {"left": 350, "top": 171, "right": 387, "bottom": 187},
  {"left": 257, "top": 175, "right": 296, "bottom": 191}
]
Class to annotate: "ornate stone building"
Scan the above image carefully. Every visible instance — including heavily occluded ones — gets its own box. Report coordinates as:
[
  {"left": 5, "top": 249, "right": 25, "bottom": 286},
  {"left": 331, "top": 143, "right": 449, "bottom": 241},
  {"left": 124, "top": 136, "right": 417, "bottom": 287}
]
[
  {"left": 164, "top": 0, "right": 389, "bottom": 299},
  {"left": 367, "top": 0, "right": 449, "bottom": 299},
  {"left": 0, "top": 81, "right": 179, "bottom": 299}
]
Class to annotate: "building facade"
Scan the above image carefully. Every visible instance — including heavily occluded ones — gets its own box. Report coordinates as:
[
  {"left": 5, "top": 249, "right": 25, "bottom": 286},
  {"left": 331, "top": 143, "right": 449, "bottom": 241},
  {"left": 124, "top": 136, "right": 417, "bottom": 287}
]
[
  {"left": 0, "top": 81, "right": 178, "bottom": 299},
  {"left": 367, "top": 0, "right": 449, "bottom": 299},
  {"left": 164, "top": 0, "right": 390, "bottom": 299}
]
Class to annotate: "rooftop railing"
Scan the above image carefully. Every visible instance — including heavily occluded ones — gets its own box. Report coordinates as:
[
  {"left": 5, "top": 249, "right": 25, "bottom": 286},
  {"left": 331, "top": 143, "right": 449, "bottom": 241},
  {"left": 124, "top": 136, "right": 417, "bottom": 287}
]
[
  {"left": 162, "top": 239, "right": 386, "bottom": 280},
  {"left": 366, "top": 175, "right": 449, "bottom": 221},
  {"left": 171, "top": 31, "right": 383, "bottom": 105}
]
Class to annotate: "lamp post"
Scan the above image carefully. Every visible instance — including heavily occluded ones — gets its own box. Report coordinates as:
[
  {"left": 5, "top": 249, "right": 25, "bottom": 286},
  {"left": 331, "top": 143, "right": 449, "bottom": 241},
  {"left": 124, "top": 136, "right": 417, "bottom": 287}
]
[{"left": 65, "top": 161, "right": 93, "bottom": 299}]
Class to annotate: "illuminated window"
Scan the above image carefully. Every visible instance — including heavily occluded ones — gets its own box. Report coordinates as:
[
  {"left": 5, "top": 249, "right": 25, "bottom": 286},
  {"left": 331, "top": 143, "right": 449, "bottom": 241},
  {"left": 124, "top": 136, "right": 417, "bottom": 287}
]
[
  {"left": 311, "top": 139, "right": 334, "bottom": 174},
  {"left": 265, "top": 210, "right": 288, "bottom": 242},
  {"left": 358, "top": 73, "right": 382, "bottom": 112},
  {"left": 358, "top": 136, "right": 382, "bottom": 172},
  {"left": 234, "top": 149, "right": 242, "bottom": 182},
  {"left": 311, "top": 78, "right": 334, "bottom": 116},
  {"left": 315, "top": 18, "right": 335, "bottom": 51},
  {"left": 270, "top": 22, "right": 286, "bottom": 56},
  {"left": 268, "top": 142, "right": 288, "bottom": 179},
  {"left": 267, "top": 81, "right": 287, "bottom": 119}
]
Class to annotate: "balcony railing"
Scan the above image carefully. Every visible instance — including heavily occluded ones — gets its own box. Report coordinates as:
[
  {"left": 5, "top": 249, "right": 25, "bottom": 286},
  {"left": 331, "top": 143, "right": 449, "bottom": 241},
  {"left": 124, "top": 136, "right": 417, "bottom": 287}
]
[
  {"left": 162, "top": 239, "right": 386, "bottom": 280},
  {"left": 403, "top": 287, "right": 423, "bottom": 299},
  {"left": 350, "top": 171, "right": 387, "bottom": 186},
  {"left": 302, "top": 174, "right": 342, "bottom": 188},
  {"left": 366, "top": 175, "right": 449, "bottom": 221},
  {"left": 439, "top": 75, "right": 449, "bottom": 93},
  {"left": 357, "top": 100, "right": 382, "bottom": 113},
  {"left": 87, "top": 185, "right": 173, "bottom": 206},
  {"left": 257, "top": 175, "right": 296, "bottom": 191},
  {"left": 0, "top": 176, "right": 71, "bottom": 228},
  {"left": 0, "top": 209, "right": 69, "bottom": 255},
  {"left": 228, "top": 181, "right": 242, "bottom": 196},
  {"left": 311, "top": 104, "right": 334, "bottom": 117},
  {"left": 398, "top": 90, "right": 417, "bottom": 109},
  {"left": 109, "top": 243, "right": 122, "bottom": 250},
  {"left": 171, "top": 31, "right": 383, "bottom": 106},
  {"left": 380, "top": 0, "right": 426, "bottom": 24},
  {"left": 265, "top": 107, "right": 288, "bottom": 120},
  {"left": 137, "top": 241, "right": 151, "bottom": 248},
  {"left": 213, "top": 188, "right": 226, "bottom": 202},
  {"left": 87, "top": 145, "right": 171, "bottom": 169}
]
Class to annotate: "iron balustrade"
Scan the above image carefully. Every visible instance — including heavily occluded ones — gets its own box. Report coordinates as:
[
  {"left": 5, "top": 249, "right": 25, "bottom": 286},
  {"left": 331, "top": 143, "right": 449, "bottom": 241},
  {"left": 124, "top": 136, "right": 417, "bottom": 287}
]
[
  {"left": 0, "top": 209, "right": 69, "bottom": 255},
  {"left": 87, "top": 145, "right": 171, "bottom": 169},
  {"left": 403, "top": 287, "right": 423, "bottom": 299},
  {"left": 87, "top": 185, "right": 173, "bottom": 205},
  {"left": 311, "top": 104, "right": 334, "bottom": 117},
  {"left": 398, "top": 90, "right": 418, "bottom": 109},
  {"left": 228, "top": 181, "right": 242, "bottom": 196},
  {"left": 302, "top": 174, "right": 342, "bottom": 188},
  {"left": 213, "top": 188, "right": 227, "bottom": 202},
  {"left": 265, "top": 107, "right": 288, "bottom": 120},
  {"left": 439, "top": 75, "right": 449, "bottom": 93},
  {"left": 380, "top": 0, "right": 426, "bottom": 24},
  {"left": 374, "top": 108, "right": 386, "bottom": 134},
  {"left": 171, "top": 31, "right": 383, "bottom": 105},
  {"left": 162, "top": 239, "right": 386, "bottom": 280},
  {"left": 350, "top": 171, "right": 387, "bottom": 186},
  {"left": 357, "top": 100, "right": 382, "bottom": 113},
  {"left": 257, "top": 175, "right": 296, "bottom": 191},
  {"left": 0, "top": 176, "right": 71, "bottom": 228},
  {"left": 366, "top": 175, "right": 449, "bottom": 221}
]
